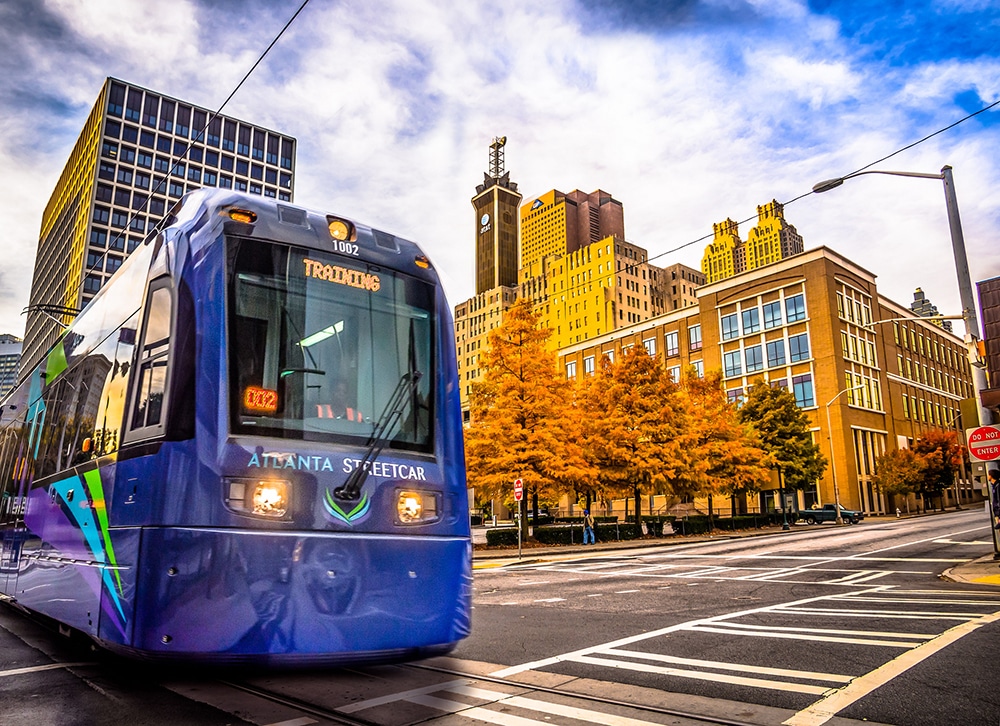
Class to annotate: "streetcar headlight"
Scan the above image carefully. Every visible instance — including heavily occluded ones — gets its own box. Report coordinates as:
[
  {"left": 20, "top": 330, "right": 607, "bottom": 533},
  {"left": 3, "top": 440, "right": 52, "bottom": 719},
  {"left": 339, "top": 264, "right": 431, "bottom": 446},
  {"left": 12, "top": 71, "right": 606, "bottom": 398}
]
[
  {"left": 226, "top": 478, "right": 291, "bottom": 519},
  {"left": 396, "top": 489, "right": 439, "bottom": 524}
]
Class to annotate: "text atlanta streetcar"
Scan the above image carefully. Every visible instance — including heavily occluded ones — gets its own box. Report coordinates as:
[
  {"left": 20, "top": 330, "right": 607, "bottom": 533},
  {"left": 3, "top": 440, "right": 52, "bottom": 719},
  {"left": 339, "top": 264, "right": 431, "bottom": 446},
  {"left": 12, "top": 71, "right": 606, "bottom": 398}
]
[{"left": 0, "top": 189, "right": 472, "bottom": 664}]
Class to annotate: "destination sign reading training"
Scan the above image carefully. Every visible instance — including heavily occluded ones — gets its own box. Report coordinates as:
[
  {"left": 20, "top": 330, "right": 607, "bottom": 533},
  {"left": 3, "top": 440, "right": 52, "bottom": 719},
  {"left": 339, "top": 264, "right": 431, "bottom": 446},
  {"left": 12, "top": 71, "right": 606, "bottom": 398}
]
[{"left": 303, "top": 258, "right": 380, "bottom": 291}]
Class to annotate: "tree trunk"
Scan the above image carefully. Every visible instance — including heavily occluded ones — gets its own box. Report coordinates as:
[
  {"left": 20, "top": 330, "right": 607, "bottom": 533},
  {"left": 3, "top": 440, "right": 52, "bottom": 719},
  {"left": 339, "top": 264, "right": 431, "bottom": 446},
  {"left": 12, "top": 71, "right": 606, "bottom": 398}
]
[{"left": 708, "top": 493, "right": 714, "bottom": 531}]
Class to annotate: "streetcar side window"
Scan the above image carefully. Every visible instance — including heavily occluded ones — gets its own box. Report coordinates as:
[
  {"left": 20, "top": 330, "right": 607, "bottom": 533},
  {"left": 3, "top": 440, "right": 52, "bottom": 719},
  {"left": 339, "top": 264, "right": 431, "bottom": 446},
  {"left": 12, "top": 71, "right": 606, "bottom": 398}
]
[{"left": 130, "top": 283, "right": 172, "bottom": 435}]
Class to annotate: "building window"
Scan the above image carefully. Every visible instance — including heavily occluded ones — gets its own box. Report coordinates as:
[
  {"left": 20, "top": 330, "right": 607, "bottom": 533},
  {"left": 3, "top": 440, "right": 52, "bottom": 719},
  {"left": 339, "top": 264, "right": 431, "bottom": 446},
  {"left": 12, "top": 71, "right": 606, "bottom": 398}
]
[
  {"left": 176, "top": 105, "right": 191, "bottom": 137},
  {"left": 140, "top": 130, "right": 155, "bottom": 149},
  {"left": 742, "top": 307, "right": 760, "bottom": 334},
  {"left": 108, "top": 234, "right": 125, "bottom": 251},
  {"left": 692, "top": 360, "right": 704, "bottom": 378},
  {"left": 789, "top": 333, "right": 810, "bottom": 362},
  {"left": 90, "top": 229, "right": 107, "bottom": 247},
  {"left": 135, "top": 172, "right": 150, "bottom": 190},
  {"left": 726, "top": 387, "right": 744, "bottom": 405},
  {"left": 169, "top": 181, "right": 184, "bottom": 198},
  {"left": 122, "top": 125, "right": 139, "bottom": 144},
  {"left": 724, "top": 350, "right": 742, "bottom": 378},
  {"left": 111, "top": 210, "right": 129, "bottom": 228},
  {"left": 584, "top": 356, "right": 595, "bottom": 376},
  {"left": 688, "top": 324, "right": 702, "bottom": 351},
  {"left": 93, "top": 206, "right": 110, "bottom": 224},
  {"left": 116, "top": 169, "right": 133, "bottom": 185},
  {"left": 566, "top": 360, "right": 577, "bottom": 380},
  {"left": 104, "top": 119, "right": 121, "bottom": 138},
  {"left": 281, "top": 138, "right": 294, "bottom": 169},
  {"left": 763, "top": 300, "right": 782, "bottom": 329},
  {"left": 157, "top": 136, "right": 172, "bottom": 153},
  {"left": 220, "top": 175, "right": 233, "bottom": 189},
  {"left": 114, "top": 189, "right": 131, "bottom": 206},
  {"left": 107, "top": 82, "right": 126, "bottom": 116},
  {"left": 766, "top": 340, "right": 786, "bottom": 368},
  {"left": 665, "top": 331, "right": 679, "bottom": 357},
  {"left": 105, "top": 255, "right": 123, "bottom": 274},
  {"left": 98, "top": 161, "right": 115, "bottom": 180},
  {"left": 792, "top": 374, "right": 815, "bottom": 408},
  {"left": 786, "top": 293, "right": 806, "bottom": 322},
  {"left": 83, "top": 275, "right": 103, "bottom": 294},
  {"left": 745, "top": 345, "right": 763, "bottom": 373},
  {"left": 102, "top": 141, "right": 118, "bottom": 159},
  {"left": 721, "top": 313, "right": 739, "bottom": 340},
  {"left": 207, "top": 118, "right": 221, "bottom": 147},
  {"left": 668, "top": 366, "right": 681, "bottom": 383},
  {"left": 187, "top": 167, "right": 201, "bottom": 183},
  {"left": 155, "top": 156, "right": 170, "bottom": 173},
  {"left": 142, "top": 94, "right": 158, "bottom": 127},
  {"left": 204, "top": 171, "right": 217, "bottom": 186}
]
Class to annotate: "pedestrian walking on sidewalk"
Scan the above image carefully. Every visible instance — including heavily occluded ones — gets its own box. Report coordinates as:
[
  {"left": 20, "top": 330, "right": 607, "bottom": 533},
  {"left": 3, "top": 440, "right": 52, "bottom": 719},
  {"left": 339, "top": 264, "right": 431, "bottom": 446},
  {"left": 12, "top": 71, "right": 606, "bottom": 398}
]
[{"left": 583, "top": 509, "right": 596, "bottom": 545}]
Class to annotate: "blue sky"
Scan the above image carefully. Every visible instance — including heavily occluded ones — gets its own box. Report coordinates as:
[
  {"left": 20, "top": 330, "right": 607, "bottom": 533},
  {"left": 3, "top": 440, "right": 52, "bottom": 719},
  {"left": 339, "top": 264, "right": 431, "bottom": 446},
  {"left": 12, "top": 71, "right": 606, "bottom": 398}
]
[{"left": 1, "top": 0, "right": 998, "bottom": 339}]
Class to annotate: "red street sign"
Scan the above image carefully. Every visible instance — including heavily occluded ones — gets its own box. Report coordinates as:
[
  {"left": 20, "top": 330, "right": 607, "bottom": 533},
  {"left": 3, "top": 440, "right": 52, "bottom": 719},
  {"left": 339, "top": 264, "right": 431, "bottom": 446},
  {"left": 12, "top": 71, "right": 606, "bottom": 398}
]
[
  {"left": 967, "top": 425, "right": 1000, "bottom": 462},
  {"left": 513, "top": 478, "right": 523, "bottom": 501}
]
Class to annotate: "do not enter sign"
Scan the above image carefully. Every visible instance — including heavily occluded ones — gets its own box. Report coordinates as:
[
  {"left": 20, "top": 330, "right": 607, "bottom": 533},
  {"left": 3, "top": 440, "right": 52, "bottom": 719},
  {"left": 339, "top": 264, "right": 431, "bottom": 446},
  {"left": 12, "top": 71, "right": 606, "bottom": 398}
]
[
  {"left": 513, "top": 478, "right": 524, "bottom": 501},
  {"left": 967, "top": 425, "right": 1000, "bottom": 462}
]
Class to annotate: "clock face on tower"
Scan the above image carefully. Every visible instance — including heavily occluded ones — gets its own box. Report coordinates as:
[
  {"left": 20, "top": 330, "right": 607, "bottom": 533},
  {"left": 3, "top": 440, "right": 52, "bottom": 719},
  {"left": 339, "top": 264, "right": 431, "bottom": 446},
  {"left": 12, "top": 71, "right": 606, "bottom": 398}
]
[{"left": 480, "top": 213, "right": 490, "bottom": 225}]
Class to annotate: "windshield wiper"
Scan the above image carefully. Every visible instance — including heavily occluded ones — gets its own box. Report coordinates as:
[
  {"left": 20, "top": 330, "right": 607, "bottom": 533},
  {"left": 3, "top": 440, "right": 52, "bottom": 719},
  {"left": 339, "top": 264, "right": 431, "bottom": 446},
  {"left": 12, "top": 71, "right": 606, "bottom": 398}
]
[{"left": 333, "top": 370, "right": 422, "bottom": 501}]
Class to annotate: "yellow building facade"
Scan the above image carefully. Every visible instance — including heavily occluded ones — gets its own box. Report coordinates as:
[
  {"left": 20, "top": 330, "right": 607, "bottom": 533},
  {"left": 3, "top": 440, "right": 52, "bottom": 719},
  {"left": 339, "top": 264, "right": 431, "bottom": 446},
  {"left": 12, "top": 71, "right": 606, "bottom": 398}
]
[
  {"left": 558, "top": 246, "right": 979, "bottom": 519},
  {"left": 700, "top": 200, "right": 804, "bottom": 286}
]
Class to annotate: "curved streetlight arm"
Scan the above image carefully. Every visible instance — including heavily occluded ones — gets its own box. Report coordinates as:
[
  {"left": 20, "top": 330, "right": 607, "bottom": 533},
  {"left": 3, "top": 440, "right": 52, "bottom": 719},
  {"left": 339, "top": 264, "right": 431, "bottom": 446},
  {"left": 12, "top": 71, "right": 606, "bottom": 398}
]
[
  {"left": 812, "top": 169, "right": 944, "bottom": 194},
  {"left": 825, "top": 385, "right": 865, "bottom": 525}
]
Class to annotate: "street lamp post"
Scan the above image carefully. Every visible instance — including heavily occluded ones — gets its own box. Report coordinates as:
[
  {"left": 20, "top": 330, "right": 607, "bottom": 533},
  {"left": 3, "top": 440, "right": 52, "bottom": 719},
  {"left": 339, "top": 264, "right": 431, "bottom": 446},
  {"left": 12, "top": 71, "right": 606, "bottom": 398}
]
[
  {"left": 813, "top": 166, "right": 990, "bottom": 429},
  {"left": 815, "top": 165, "right": 997, "bottom": 553},
  {"left": 825, "top": 385, "right": 865, "bottom": 525}
]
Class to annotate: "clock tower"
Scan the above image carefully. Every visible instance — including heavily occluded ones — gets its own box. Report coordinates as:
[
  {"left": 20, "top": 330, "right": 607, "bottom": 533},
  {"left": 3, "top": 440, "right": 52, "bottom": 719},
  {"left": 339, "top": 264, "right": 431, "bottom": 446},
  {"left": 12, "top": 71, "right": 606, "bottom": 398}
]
[{"left": 472, "top": 136, "right": 521, "bottom": 295}]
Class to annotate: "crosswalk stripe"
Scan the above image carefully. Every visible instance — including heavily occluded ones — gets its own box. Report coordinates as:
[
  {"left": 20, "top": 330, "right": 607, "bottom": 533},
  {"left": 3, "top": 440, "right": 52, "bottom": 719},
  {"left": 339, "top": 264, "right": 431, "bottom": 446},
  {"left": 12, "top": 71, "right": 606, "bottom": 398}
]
[
  {"left": 687, "top": 624, "right": 919, "bottom": 648},
  {"left": 571, "top": 654, "right": 833, "bottom": 695},
  {"left": 604, "top": 649, "right": 852, "bottom": 683}
]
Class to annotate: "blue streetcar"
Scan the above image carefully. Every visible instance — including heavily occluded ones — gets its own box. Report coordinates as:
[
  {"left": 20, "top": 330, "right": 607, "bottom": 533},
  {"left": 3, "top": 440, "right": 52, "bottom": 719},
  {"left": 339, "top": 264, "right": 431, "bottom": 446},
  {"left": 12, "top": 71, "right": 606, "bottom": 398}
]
[{"left": 0, "top": 189, "right": 471, "bottom": 664}]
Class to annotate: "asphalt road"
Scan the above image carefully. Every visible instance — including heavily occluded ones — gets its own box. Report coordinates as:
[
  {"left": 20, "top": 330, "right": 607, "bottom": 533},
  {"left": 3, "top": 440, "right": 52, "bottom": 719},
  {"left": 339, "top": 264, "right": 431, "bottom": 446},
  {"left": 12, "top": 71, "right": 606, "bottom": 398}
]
[
  {"left": 1, "top": 509, "right": 996, "bottom": 726},
  {"left": 456, "top": 509, "right": 1000, "bottom": 725}
]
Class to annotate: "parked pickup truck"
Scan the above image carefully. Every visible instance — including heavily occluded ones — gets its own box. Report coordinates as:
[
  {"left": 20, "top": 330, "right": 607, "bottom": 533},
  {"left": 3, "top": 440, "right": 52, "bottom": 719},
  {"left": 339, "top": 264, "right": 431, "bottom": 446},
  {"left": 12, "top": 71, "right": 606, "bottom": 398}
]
[{"left": 801, "top": 504, "right": 864, "bottom": 525}]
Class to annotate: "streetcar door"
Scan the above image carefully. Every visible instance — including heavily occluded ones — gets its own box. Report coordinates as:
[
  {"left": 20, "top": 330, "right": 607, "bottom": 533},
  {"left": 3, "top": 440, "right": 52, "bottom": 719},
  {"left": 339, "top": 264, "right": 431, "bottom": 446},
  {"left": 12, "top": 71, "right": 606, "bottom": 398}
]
[{"left": 0, "top": 387, "right": 29, "bottom": 595}]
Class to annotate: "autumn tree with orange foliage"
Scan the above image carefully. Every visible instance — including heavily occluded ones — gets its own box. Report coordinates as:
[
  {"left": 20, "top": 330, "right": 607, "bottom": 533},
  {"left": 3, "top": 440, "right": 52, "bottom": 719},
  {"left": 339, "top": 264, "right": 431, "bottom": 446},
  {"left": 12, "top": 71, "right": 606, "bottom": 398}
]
[
  {"left": 678, "top": 370, "right": 771, "bottom": 519},
  {"left": 464, "top": 300, "right": 595, "bottom": 536},
  {"left": 578, "top": 346, "right": 689, "bottom": 534},
  {"left": 911, "top": 428, "right": 963, "bottom": 509},
  {"left": 872, "top": 447, "right": 923, "bottom": 513}
]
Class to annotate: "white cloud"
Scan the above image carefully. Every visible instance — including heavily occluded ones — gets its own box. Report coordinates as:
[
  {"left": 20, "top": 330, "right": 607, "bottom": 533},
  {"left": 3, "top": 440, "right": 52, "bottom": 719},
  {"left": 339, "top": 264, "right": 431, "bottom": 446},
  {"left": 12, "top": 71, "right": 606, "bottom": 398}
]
[{"left": 0, "top": 0, "right": 998, "bottom": 342}]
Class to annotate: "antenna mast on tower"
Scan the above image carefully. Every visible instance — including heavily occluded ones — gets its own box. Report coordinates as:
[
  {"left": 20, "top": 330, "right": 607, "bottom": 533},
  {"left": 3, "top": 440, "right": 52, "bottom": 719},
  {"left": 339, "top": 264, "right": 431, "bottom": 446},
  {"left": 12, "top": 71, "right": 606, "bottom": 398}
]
[{"left": 489, "top": 136, "right": 506, "bottom": 179}]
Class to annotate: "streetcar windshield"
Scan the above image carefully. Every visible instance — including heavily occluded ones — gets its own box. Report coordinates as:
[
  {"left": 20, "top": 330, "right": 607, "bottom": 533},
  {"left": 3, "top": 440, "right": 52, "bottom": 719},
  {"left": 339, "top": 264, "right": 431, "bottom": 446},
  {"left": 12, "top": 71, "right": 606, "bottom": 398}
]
[{"left": 228, "top": 237, "right": 434, "bottom": 450}]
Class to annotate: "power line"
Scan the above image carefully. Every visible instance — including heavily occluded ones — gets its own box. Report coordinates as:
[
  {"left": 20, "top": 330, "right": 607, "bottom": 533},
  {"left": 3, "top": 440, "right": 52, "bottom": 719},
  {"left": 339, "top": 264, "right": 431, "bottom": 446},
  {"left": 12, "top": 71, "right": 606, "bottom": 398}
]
[
  {"left": 618, "top": 98, "right": 1000, "bottom": 284},
  {"left": 63, "top": 0, "right": 312, "bottom": 318}
]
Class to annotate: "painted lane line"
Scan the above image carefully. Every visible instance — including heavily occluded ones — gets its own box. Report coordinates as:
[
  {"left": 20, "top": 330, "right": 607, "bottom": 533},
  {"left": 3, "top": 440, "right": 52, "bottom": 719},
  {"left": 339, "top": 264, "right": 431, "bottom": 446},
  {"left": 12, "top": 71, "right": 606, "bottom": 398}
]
[
  {"left": 0, "top": 662, "right": 98, "bottom": 678},
  {"left": 823, "top": 571, "right": 892, "bottom": 585},
  {"left": 784, "top": 609, "right": 1000, "bottom": 726},
  {"left": 686, "top": 625, "right": 920, "bottom": 648},
  {"left": 571, "top": 654, "right": 833, "bottom": 695},
  {"left": 533, "top": 598, "right": 565, "bottom": 603},
  {"left": 407, "top": 694, "right": 549, "bottom": 725},
  {"left": 489, "top": 586, "right": 890, "bottom": 678},
  {"left": 264, "top": 718, "right": 317, "bottom": 726},
  {"left": 614, "top": 589, "right": 641, "bottom": 594},
  {"left": 448, "top": 686, "right": 687, "bottom": 726},
  {"left": 604, "top": 648, "right": 853, "bottom": 683},
  {"left": 336, "top": 678, "right": 471, "bottom": 713},
  {"left": 794, "top": 525, "right": 990, "bottom": 572}
]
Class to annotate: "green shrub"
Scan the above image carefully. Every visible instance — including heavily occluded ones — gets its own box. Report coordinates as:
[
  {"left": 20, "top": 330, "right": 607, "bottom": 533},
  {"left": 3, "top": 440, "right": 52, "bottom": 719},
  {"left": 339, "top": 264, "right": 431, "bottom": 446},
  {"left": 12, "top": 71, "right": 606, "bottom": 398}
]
[{"left": 485, "top": 528, "right": 521, "bottom": 547}]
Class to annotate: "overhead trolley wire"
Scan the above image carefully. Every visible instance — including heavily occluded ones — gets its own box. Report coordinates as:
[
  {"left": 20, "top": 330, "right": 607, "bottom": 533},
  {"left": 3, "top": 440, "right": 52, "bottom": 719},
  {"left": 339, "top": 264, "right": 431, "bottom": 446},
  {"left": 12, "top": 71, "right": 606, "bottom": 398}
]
[{"left": 44, "top": 0, "right": 312, "bottom": 324}]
